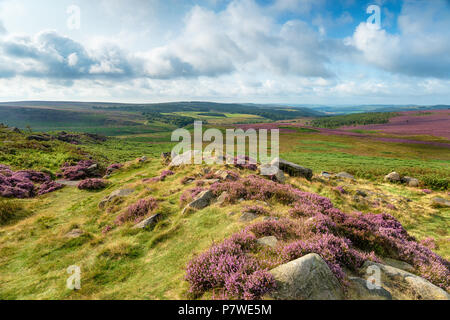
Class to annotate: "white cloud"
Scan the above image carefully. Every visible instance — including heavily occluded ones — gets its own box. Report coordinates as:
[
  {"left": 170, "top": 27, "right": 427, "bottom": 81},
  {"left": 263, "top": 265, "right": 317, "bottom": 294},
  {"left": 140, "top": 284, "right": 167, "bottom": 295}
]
[{"left": 348, "top": 0, "right": 450, "bottom": 78}]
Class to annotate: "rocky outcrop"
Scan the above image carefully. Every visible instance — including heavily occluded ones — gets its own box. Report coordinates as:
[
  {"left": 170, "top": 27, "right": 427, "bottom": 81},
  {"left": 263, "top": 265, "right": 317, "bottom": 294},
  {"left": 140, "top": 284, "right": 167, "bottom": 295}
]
[
  {"left": 271, "top": 158, "right": 312, "bottom": 180},
  {"left": 269, "top": 253, "right": 344, "bottom": 300},
  {"left": 384, "top": 171, "right": 401, "bottom": 183},
  {"left": 431, "top": 197, "right": 450, "bottom": 208},
  {"left": 259, "top": 164, "right": 286, "bottom": 183},
  {"left": 98, "top": 188, "right": 135, "bottom": 209},
  {"left": 182, "top": 190, "right": 215, "bottom": 214},
  {"left": 133, "top": 213, "right": 162, "bottom": 230},
  {"left": 347, "top": 277, "right": 392, "bottom": 300},
  {"left": 239, "top": 212, "right": 258, "bottom": 222},
  {"left": 362, "top": 261, "right": 450, "bottom": 300}
]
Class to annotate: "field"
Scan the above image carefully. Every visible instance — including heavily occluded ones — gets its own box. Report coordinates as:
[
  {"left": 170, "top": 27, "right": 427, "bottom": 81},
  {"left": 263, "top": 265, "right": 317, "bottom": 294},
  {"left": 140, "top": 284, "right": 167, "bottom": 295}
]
[{"left": 0, "top": 102, "right": 449, "bottom": 300}]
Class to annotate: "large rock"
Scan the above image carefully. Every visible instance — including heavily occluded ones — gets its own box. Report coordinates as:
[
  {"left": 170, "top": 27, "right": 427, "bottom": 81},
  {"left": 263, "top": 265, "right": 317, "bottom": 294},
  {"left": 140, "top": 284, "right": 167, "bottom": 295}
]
[
  {"left": 269, "top": 253, "right": 344, "bottom": 300},
  {"left": 384, "top": 172, "right": 401, "bottom": 183},
  {"left": 383, "top": 258, "right": 415, "bottom": 273},
  {"left": 27, "top": 134, "right": 51, "bottom": 141},
  {"left": 182, "top": 190, "right": 215, "bottom": 214},
  {"left": 240, "top": 212, "right": 258, "bottom": 222},
  {"left": 133, "top": 213, "right": 162, "bottom": 230},
  {"left": 271, "top": 158, "right": 312, "bottom": 180},
  {"left": 98, "top": 188, "right": 135, "bottom": 209},
  {"left": 215, "top": 170, "right": 237, "bottom": 181},
  {"left": 431, "top": 197, "right": 450, "bottom": 208},
  {"left": 402, "top": 176, "right": 419, "bottom": 187},
  {"left": 347, "top": 277, "right": 392, "bottom": 300},
  {"left": 362, "top": 261, "right": 450, "bottom": 300},
  {"left": 260, "top": 164, "right": 285, "bottom": 183}
]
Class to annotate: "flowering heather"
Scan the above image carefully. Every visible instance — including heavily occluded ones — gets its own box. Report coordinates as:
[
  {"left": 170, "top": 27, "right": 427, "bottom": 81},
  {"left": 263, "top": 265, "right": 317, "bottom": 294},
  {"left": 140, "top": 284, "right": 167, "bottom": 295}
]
[
  {"left": 148, "top": 170, "right": 175, "bottom": 182},
  {"left": 420, "top": 237, "right": 437, "bottom": 250},
  {"left": 194, "top": 175, "right": 450, "bottom": 294},
  {"left": 422, "top": 189, "right": 432, "bottom": 194},
  {"left": 185, "top": 231, "right": 276, "bottom": 300},
  {"left": 232, "top": 156, "right": 258, "bottom": 171},
  {"left": 211, "top": 175, "right": 334, "bottom": 210},
  {"left": 0, "top": 166, "right": 57, "bottom": 198},
  {"left": 102, "top": 224, "right": 113, "bottom": 234},
  {"left": 77, "top": 178, "right": 108, "bottom": 191},
  {"left": 60, "top": 160, "right": 100, "bottom": 181},
  {"left": 281, "top": 233, "right": 378, "bottom": 281},
  {"left": 115, "top": 197, "right": 158, "bottom": 225},
  {"left": 106, "top": 163, "right": 123, "bottom": 175},
  {"left": 38, "top": 181, "right": 64, "bottom": 195},
  {"left": 180, "top": 187, "right": 204, "bottom": 205}
]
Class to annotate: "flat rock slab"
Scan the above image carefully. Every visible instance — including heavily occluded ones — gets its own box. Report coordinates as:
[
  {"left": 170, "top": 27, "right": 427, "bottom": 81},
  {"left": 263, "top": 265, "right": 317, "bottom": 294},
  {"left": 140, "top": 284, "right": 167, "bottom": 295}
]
[
  {"left": 271, "top": 158, "right": 313, "bottom": 180},
  {"left": 347, "top": 277, "right": 392, "bottom": 300},
  {"left": 269, "top": 253, "right": 344, "bottom": 300},
  {"left": 99, "top": 188, "right": 135, "bottom": 209},
  {"left": 362, "top": 261, "right": 450, "bottom": 300},
  {"left": 432, "top": 197, "right": 450, "bottom": 208},
  {"left": 56, "top": 179, "right": 80, "bottom": 187},
  {"left": 133, "top": 214, "right": 162, "bottom": 230}
]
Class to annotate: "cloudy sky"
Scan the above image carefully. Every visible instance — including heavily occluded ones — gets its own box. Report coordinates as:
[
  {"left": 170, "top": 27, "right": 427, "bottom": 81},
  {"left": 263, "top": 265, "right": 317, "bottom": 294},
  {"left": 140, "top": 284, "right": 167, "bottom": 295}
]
[{"left": 0, "top": 0, "right": 449, "bottom": 104}]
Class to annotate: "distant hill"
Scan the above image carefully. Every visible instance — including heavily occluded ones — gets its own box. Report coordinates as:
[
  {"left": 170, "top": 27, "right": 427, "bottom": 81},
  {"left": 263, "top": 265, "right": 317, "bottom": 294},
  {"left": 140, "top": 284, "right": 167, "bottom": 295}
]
[{"left": 289, "top": 104, "right": 450, "bottom": 115}]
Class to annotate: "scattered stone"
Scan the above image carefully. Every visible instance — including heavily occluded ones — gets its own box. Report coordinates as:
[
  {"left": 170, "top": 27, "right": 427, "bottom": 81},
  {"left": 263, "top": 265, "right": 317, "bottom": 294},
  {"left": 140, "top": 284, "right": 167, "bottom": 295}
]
[
  {"left": 189, "top": 190, "right": 215, "bottom": 209},
  {"left": 271, "top": 158, "right": 313, "bottom": 180},
  {"left": 402, "top": 176, "right": 419, "bottom": 187},
  {"left": 260, "top": 164, "right": 286, "bottom": 183},
  {"left": 336, "top": 172, "right": 355, "bottom": 180},
  {"left": 384, "top": 172, "right": 401, "bottom": 183},
  {"left": 431, "top": 197, "right": 450, "bottom": 208},
  {"left": 65, "top": 229, "right": 84, "bottom": 239},
  {"left": 321, "top": 172, "right": 333, "bottom": 178},
  {"left": 362, "top": 261, "right": 450, "bottom": 300},
  {"left": 55, "top": 179, "right": 80, "bottom": 187},
  {"left": 214, "top": 170, "right": 237, "bottom": 181},
  {"left": 263, "top": 216, "right": 279, "bottom": 221},
  {"left": 98, "top": 188, "right": 135, "bottom": 209},
  {"left": 347, "top": 277, "right": 392, "bottom": 300},
  {"left": 269, "top": 253, "right": 344, "bottom": 300},
  {"left": 383, "top": 258, "right": 415, "bottom": 273},
  {"left": 257, "top": 236, "right": 278, "bottom": 248},
  {"left": 356, "top": 190, "right": 367, "bottom": 197},
  {"left": 240, "top": 212, "right": 258, "bottom": 222},
  {"left": 138, "top": 156, "right": 147, "bottom": 163},
  {"left": 216, "top": 192, "right": 229, "bottom": 206},
  {"left": 27, "top": 134, "right": 51, "bottom": 141},
  {"left": 133, "top": 213, "right": 162, "bottom": 230}
]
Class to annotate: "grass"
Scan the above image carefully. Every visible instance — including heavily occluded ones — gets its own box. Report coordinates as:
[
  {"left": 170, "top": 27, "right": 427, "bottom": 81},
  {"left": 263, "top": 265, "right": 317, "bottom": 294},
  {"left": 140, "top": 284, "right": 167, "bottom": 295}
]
[{"left": 0, "top": 158, "right": 448, "bottom": 299}]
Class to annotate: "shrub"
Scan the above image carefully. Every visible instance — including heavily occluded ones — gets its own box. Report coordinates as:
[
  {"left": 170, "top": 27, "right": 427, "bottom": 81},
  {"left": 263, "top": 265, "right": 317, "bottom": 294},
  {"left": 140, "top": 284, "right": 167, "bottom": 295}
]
[
  {"left": 77, "top": 178, "right": 108, "bottom": 191},
  {"left": 38, "top": 181, "right": 64, "bottom": 195},
  {"left": 115, "top": 197, "right": 158, "bottom": 225},
  {"left": 185, "top": 231, "right": 276, "bottom": 300},
  {"left": 60, "top": 160, "right": 101, "bottom": 181}
]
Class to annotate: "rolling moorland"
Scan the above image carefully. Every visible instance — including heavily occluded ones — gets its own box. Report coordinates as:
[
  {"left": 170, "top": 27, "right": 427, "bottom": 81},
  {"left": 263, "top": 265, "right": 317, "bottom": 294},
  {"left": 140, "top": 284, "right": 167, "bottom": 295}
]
[{"left": 0, "top": 102, "right": 449, "bottom": 300}]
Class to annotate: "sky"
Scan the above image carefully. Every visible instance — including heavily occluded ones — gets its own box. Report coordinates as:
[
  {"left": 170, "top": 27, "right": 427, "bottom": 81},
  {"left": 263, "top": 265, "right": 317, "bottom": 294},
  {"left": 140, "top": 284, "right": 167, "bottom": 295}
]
[{"left": 0, "top": 0, "right": 449, "bottom": 105}]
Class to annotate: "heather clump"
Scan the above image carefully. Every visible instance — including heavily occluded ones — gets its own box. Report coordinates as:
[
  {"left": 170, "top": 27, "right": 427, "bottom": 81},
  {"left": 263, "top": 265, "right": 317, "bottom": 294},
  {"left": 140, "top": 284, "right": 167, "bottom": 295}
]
[
  {"left": 245, "top": 219, "right": 301, "bottom": 241},
  {"left": 0, "top": 166, "right": 55, "bottom": 198},
  {"left": 60, "top": 160, "right": 100, "bottom": 181},
  {"left": 77, "top": 178, "right": 108, "bottom": 191},
  {"left": 232, "top": 156, "right": 258, "bottom": 171},
  {"left": 148, "top": 170, "right": 175, "bottom": 182},
  {"left": 185, "top": 231, "right": 276, "bottom": 300},
  {"left": 38, "top": 181, "right": 64, "bottom": 195},
  {"left": 115, "top": 197, "right": 158, "bottom": 225},
  {"left": 106, "top": 163, "right": 123, "bottom": 175}
]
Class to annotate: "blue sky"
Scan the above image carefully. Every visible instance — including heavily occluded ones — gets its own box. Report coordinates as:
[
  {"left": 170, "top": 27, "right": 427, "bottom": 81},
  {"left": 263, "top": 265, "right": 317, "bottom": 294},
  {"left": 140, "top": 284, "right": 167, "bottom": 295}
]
[{"left": 0, "top": 0, "right": 449, "bottom": 104}]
